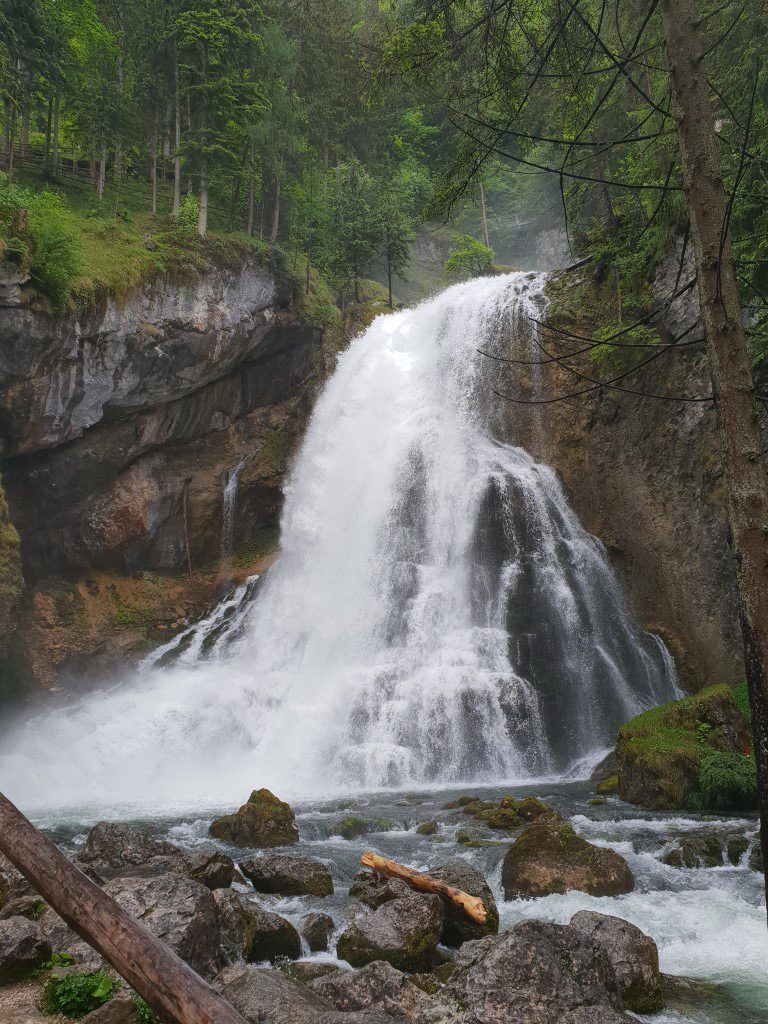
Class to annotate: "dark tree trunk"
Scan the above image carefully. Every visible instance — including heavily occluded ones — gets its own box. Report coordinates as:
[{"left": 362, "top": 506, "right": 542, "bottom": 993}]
[
  {"left": 246, "top": 142, "right": 255, "bottom": 236},
  {"left": 150, "top": 105, "right": 158, "bottom": 215},
  {"left": 661, "top": 0, "right": 768, "bottom": 918},
  {"left": 269, "top": 178, "right": 281, "bottom": 246},
  {"left": 52, "top": 93, "right": 60, "bottom": 179},
  {"left": 172, "top": 39, "right": 181, "bottom": 216}
]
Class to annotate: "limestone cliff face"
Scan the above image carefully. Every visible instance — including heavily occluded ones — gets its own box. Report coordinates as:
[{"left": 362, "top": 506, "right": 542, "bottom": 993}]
[
  {"left": 496, "top": 251, "right": 743, "bottom": 691},
  {"left": 0, "top": 258, "right": 336, "bottom": 690}
]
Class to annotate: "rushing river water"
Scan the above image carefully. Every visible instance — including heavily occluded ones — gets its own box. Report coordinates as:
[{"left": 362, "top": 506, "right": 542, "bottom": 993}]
[
  {"left": 0, "top": 273, "right": 760, "bottom": 1022},
  {"left": 38, "top": 783, "right": 766, "bottom": 1024}
]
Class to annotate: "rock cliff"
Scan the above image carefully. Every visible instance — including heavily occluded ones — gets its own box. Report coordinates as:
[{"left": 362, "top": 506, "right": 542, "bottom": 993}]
[{"left": 0, "top": 257, "right": 337, "bottom": 690}]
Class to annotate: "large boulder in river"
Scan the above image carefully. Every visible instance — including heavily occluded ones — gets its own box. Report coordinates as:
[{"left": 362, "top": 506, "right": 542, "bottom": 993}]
[
  {"left": 300, "top": 912, "right": 335, "bottom": 952},
  {"left": 184, "top": 849, "right": 237, "bottom": 890},
  {"left": 428, "top": 859, "right": 498, "bottom": 946},
  {"left": 77, "top": 821, "right": 183, "bottom": 876},
  {"left": 239, "top": 854, "right": 333, "bottom": 897},
  {"left": 209, "top": 790, "right": 299, "bottom": 848},
  {"left": 615, "top": 684, "right": 752, "bottom": 810},
  {"left": 215, "top": 964, "right": 393, "bottom": 1023},
  {"left": 349, "top": 872, "right": 412, "bottom": 908},
  {"left": 569, "top": 911, "right": 663, "bottom": 1014},
  {"left": 103, "top": 873, "right": 221, "bottom": 978},
  {"left": 502, "top": 823, "right": 634, "bottom": 899},
  {"left": 214, "top": 889, "right": 301, "bottom": 963},
  {"left": 308, "top": 960, "right": 430, "bottom": 1020},
  {"left": 337, "top": 892, "right": 444, "bottom": 972},
  {"left": 419, "top": 920, "right": 627, "bottom": 1024},
  {"left": 0, "top": 916, "right": 51, "bottom": 985}
]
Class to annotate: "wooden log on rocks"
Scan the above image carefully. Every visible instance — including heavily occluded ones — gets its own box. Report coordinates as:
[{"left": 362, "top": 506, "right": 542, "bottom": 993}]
[
  {"left": 0, "top": 792, "right": 248, "bottom": 1024},
  {"left": 361, "top": 850, "right": 487, "bottom": 924}
]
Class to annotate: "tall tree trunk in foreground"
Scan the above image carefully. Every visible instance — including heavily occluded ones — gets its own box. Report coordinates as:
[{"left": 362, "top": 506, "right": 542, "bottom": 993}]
[
  {"left": 269, "top": 178, "right": 281, "bottom": 246},
  {"left": 150, "top": 105, "right": 158, "bottom": 214},
  {"left": 661, "top": 0, "right": 768, "bottom": 917},
  {"left": 0, "top": 793, "right": 248, "bottom": 1024},
  {"left": 172, "top": 39, "right": 181, "bottom": 217}
]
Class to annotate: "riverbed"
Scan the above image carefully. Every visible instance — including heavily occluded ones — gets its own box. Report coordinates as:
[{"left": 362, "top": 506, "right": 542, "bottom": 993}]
[{"left": 37, "top": 780, "right": 766, "bottom": 1024}]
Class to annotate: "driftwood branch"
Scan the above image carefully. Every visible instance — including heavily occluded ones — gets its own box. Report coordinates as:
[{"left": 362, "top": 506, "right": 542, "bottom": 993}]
[
  {"left": 0, "top": 792, "right": 248, "bottom": 1024},
  {"left": 361, "top": 851, "right": 487, "bottom": 924}
]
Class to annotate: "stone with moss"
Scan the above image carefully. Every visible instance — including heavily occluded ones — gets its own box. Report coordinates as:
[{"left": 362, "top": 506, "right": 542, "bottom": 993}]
[
  {"left": 615, "top": 685, "right": 752, "bottom": 811},
  {"left": 415, "top": 820, "right": 439, "bottom": 836},
  {"left": 329, "top": 816, "right": 395, "bottom": 840},
  {"left": 514, "top": 797, "right": 554, "bottom": 822},
  {"left": 501, "top": 823, "right": 634, "bottom": 899},
  {"left": 596, "top": 776, "right": 618, "bottom": 795},
  {"left": 209, "top": 789, "right": 299, "bottom": 848},
  {"left": 336, "top": 892, "right": 444, "bottom": 972}
]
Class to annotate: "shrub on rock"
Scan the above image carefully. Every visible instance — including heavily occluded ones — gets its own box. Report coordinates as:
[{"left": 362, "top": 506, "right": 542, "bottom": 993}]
[
  {"left": 501, "top": 823, "right": 634, "bottom": 899},
  {"left": 209, "top": 790, "right": 299, "bottom": 848},
  {"left": 0, "top": 916, "right": 51, "bottom": 985},
  {"left": 615, "top": 684, "right": 752, "bottom": 811},
  {"left": 336, "top": 892, "right": 444, "bottom": 972},
  {"left": 569, "top": 910, "right": 664, "bottom": 1014},
  {"left": 239, "top": 855, "right": 333, "bottom": 897}
]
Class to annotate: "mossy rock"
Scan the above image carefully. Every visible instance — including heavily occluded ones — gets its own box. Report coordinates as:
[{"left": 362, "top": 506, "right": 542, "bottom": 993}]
[
  {"left": 515, "top": 797, "right": 554, "bottom": 822},
  {"left": 209, "top": 789, "right": 299, "bottom": 848},
  {"left": 476, "top": 807, "right": 520, "bottom": 830},
  {"left": 329, "top": 816, "right": 395, "bottom": 840},
  {"left": 595, "top": 776, "right": 618, "bottom": 795},
  {"left": 415, "top": 820, "right": 439, "bottom": 836},
  {"left": 615, "top": 685, "right": 752, "bottom": 811},
  {"left": 501, "top": 822, "right": 634, "bottom": 899}
]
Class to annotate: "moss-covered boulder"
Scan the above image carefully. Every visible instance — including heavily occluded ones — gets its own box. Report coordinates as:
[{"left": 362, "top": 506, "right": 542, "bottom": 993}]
[
  {"left": 336, "top": 892, "right": 444, "bottom": 971},
  {"left": 415, "top": 820, "right": 438, "bottom": 836},
  {"left": 501, "top": 823, "right": 634, "bottom": 899},
  {"left": 329, "top": 816, "right": 395, "bottom": 840},
  {"left": 209, "top": 789, "right": 299, "bottom": 848},
  {"left": 615, "top": 684, "right": 753, "bottom": 811}
]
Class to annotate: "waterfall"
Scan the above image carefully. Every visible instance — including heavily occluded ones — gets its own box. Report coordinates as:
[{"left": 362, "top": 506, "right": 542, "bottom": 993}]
[
  {"left": 0, "top": 272, "right": 679, "bottom": 812},
  {"left": 220, "top": 458, "right": 247, "bottom": 562}
]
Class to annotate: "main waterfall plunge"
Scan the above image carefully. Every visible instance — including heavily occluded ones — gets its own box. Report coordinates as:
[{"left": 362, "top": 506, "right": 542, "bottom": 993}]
[{"left": 0, "top": 272, "right": 679, "bottom": 812}]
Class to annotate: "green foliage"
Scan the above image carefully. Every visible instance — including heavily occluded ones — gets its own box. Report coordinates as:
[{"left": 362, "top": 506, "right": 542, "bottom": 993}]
[
  {"left": 445, "top": 234, "right": 495, "bottom": 278},
  {"left": 732, "top": 681, "right": 752, "bottom": 721},
  {"left": 133, "top": 995, "right": 158, "bottom": 1024},
  {"left": 32, "top": 952, "right": 75, "bottom": 977},
  {"left": 698, "top": 751, "right": 757, "bottom": 812},
  {"left": 175, "top": 194, "right": 201, "bottom": 237},
  {"left": 43, "top": 970, "right": 117, "bottom": 1019}
]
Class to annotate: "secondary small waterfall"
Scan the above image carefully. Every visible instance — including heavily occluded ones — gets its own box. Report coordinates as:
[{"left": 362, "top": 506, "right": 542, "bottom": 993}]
[{"left": 0, "top": 272, "right": 678, "bottom": 811}]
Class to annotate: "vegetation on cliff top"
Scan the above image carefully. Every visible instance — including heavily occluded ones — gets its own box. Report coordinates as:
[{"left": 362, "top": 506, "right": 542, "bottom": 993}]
[{"left": 615, "top": 685, "right": 755, "bottom": 812}]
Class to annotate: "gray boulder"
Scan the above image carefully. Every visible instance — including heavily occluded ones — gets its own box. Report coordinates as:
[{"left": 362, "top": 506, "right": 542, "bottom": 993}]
[
  {"left": 427, "top": 860, "right": 498, "bottom": 946},
  {"left": 337, "top": 893, "right": 444, "bottom": 972},
  {"left": 104, "top": 873, "right": 221, "bottom": 978},
  {"left": 77, "top": 822, "right": 182, "bottom": 876},
  {"left": 349, "top": 872, "right": 412, "bottom": 908},
  {"left": 81, "top": 991, "right": 141, "bottom": 1024},
  {"left": 299, "top": 911, "right": 335, "bottom": 952},
  {"left": 214, "top": 889, "right": 301, "bottom": 963},
  {"left": 282, "top": 961, "right": 343, "bottom": 984},
  {"left": 239, "top": 855, "right": 333, "bottom": 897},
  {"left": 184, "top": 849, "right": 237, "bottom": 890},
  {"left": 308, "top": 960, "right": 431, "bottom": 1020},
  {"left": 0, "top": 916, "right": 51, "bottom": 985},
  {"left": 0, "top": 853, "right": 33, "bottom": 910},
  {"left": 419, "top": 920, "right": 623, "bottom": 1024},
  {"left": 569, "top": 911, "right": 663, "bottom": 1014},
  {"left": 215, "top": 964, "right": 393, "bottom": 1023}
]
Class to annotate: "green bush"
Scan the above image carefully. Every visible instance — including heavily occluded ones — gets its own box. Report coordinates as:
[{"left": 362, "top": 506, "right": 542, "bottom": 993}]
[
  {"left": 26, "top": 191, "right": 82, "bottom": 308},
  {"left": 133, "top": 995, "right": 158, "bottom": 1024},
  {"left": 698, "top": 751, "right": 757, "bottom": 812},
  {"left": 43, "top": 969, "right": 117, "bottom": 1019},
  {"left": 175, "top": 193, "right": 200, "bottom": 236},
  {"left": 732, "top": 680, "right": 751, "bottom": 721},
  {"left": 444, "top": 233, "right": 495, "bottom": 277}
]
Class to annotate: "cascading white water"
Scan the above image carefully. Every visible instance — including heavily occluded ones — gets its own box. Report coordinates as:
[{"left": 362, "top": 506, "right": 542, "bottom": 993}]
[{"left": 0, "top": 272, "right": 679, "bottom": 812}]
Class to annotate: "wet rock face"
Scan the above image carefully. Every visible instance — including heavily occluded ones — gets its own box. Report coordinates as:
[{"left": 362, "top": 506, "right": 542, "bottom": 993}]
[
  {"left": 299, "top": 912, "right": 335, "bottom": 952},
  {"left": 214, "top": 889, "right": 301, "bottom": 964},
  {"left": 420, "top": 921, "right": 624, "bottom": 1024},
  {"left": 103, "top": 873, "right": 222, "bottom": 979},
  {"left": 239, "top": 854, "right": 333, "bottom": 897},
  {"left": 209, "top": 789, "right": 299, "bottom": 848},
  {"left": 349, "top": 872, "right": 412, "bottom": 909},
  {"left": 184, "top": 850, "right": 237, "bottom": 890},
  {"left": 308, "top": 960, "right": 430, "bottom": 1020},
  {"left": 501, "top": 823, "right": 634, "bottom": 899},
  {"left": 427, "top": 859, "right": 499, "bottom": 947},
  {"left": 0, "top": 917, "right": 51, "bottom": 985},
  {"left": 77, "top": 821, "right": 183, "bottom": 876},
  {"left": 215, "top": 964, "right": 393, "bottom": 1024},
  {"left": 569, "top": 911, "right": 663, "bottom": 1014},
  {"left": 336, "top": 892, "right": 444, "bottom": 972}
]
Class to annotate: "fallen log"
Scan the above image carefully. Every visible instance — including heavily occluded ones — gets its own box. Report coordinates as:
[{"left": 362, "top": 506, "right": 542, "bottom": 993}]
[
  {"left": 0, "top": 792, "right": 248, "bottom": 1024},
  {"left": 361, "top": 850, "right": 487, "bottom": 924}
]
